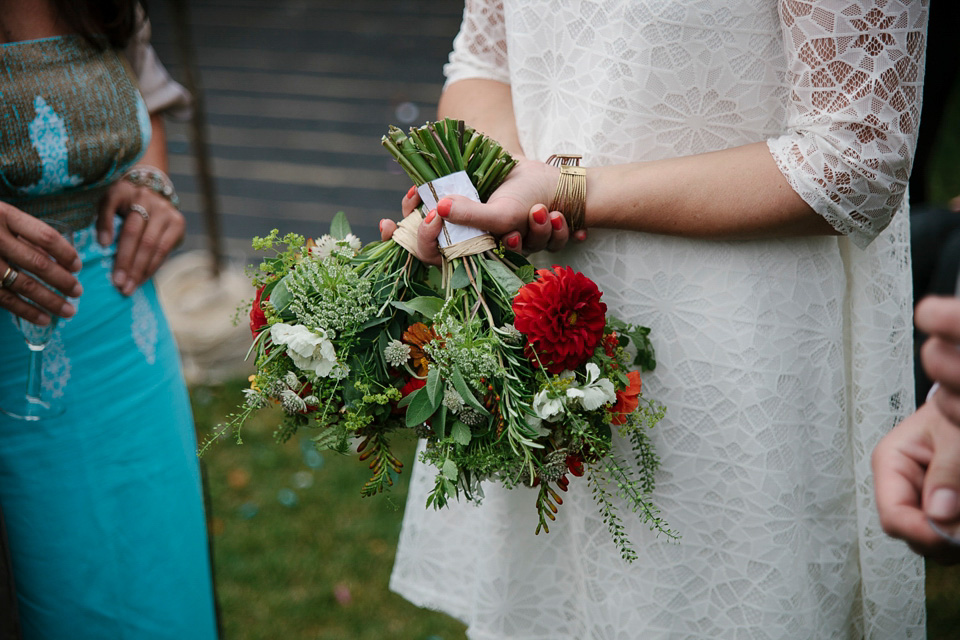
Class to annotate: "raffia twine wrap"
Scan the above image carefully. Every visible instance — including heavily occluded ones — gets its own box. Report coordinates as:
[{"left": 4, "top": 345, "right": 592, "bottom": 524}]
[
  {"left": 392, "top": 172, "right": 496, "bottom": 261},
  {"left": 392, "top": 213, "right": 496, "bottom": 260}
]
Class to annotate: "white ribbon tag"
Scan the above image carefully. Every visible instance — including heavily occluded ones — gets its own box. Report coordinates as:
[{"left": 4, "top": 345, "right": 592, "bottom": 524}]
[{"left": 418, "top": 171, "right": 487, "bottom": 249}]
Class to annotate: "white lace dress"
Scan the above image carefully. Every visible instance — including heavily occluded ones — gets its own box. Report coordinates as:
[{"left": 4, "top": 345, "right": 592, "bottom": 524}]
[{"left": 390, "top": 2, "right": 928, "bottom": 638}]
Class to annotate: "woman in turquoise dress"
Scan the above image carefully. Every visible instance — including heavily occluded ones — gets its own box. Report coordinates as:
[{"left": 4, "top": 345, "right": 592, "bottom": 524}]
[{"left": 0, "top": 2, "right": 218, "bottom": 637}]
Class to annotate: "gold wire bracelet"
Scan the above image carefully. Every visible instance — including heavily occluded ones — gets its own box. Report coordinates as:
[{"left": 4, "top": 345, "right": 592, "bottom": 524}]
[{"left": 546, "top": 154, "right": 586, "bottom": 233}]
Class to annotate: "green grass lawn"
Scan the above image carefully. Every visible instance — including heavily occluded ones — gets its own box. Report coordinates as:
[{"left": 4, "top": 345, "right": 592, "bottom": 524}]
[
  {"left": 194, "top": 380, "right": 467, "bottom": 640},
  {"left": 194, "top": 377, "right": 960, "bottom": 640}
]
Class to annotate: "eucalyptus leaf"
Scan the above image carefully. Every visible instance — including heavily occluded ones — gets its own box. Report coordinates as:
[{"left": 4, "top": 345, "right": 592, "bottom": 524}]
[
  {"left": 405, "top": 388, "right": 437, "bottom": 427},
  {"left": 426, "top": 367, "right": 443, "bottom": 407},
  {"left": 451, "top": 421, "right": 472, "bottom": 446},
  {"left": 450, "top": 263, "right": 470, "bottom": 289},
  {"left": 391, "top": 296, "right": 445, "bottom": 319},
  {"left": 483, "top": 258, "right": 525, "bottom": 296},
  {"left": 396, "top": 389, "right": 417, "bottom": 409},
  {"left": 329, "top": 211, "right": 351, "bottom": 240},
  {"left": 433, "top": 405, "right": 448, "bottom": 439},
  {"left": 269, "top": 276, "right": 292, "bottom": 314},
  {"left": 451, "top": 367, "right": 489, "bottom": 416},
  {"left": 442, "top": 459, "right": 458, "bottom": 481}
]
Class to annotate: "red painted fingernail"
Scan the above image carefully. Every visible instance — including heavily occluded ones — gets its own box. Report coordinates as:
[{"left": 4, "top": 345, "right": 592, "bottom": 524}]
[
  {"left": 437, "top": 198, "right": 452, "bottom": 218},
  {"left": 550, "top": 213, "right": 563, "bottom": 230},
  {"left": 406, "top": 185, "right": 417, "bottom": 199},
  {"left": 506, "top": 235, "right": 520, "bottom": 249},
  {"left": 532, "top": 207, "right": 547, "bottom": 225},
  {"left": 425, "top": 209, "right": 437, "bottom": 224}
]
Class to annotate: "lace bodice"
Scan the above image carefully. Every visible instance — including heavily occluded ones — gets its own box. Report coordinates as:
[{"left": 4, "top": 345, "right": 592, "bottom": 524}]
[{"left": 391, "top": 2, "right": 928, "bottom": 638}]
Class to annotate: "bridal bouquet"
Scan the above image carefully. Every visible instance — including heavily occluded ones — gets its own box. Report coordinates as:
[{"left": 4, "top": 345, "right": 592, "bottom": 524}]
[{"left": 210, "top": 120, "right": 674, "bottom": 560}]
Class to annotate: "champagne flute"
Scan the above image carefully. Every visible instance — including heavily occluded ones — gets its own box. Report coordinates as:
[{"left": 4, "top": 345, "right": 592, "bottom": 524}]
[{"left": 1, "top": 223, "right": 75, "bottom": 421}]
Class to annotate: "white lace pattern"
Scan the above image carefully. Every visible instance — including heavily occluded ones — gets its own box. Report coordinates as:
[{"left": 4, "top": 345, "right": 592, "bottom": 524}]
[{"left": 391, "top": 1, "right": 927, "bottom": 638}]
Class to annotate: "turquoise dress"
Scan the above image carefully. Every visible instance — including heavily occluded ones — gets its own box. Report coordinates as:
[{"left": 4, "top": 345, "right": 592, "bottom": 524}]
[{"left": 0, "top": 36, "right": 217, "bottom": 638}]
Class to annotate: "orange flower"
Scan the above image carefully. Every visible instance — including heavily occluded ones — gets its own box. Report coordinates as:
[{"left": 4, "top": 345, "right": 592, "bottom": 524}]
[
  {"left": 608, "top": 371, "right": 643, "bottom": 426},
  {"left": 402, "top": 322, "right": 440, "bottom": 377}
]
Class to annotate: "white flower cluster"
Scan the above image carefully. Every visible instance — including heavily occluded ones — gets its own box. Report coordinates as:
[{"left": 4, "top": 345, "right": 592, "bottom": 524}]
[
  {"left": 496, "top": 323, "right": 524, "bottom": 345},
  {"left": 458, "top": 406, "right": 485, "bottom": 426},
  {"left": 384, "top": 339, "right": 411, "bottom": 368},
  {"left": 532, "top": 363, "right": 615, "bottom": 423},
  {"left": 245, "top": 361, "right": 321, "bottom": 416},
  {"left": 270, "top": 323, "right": 338, "bottom": 377},
  {"left": 242, "top": 387, "right": 269, "bottom": 409},
  {"left": 281, "top": 389, "right": 308, "bottom": 414},
  {"left": 425, "top": 318, "right": 500, "bottom": 387},
  {"left": 309, "top": 233, "right": 362, "bottom": 259},
  {"left": 442, "top": 385, "right": 465, "bottom": 413},
  {"left": 286, "top": 258, "right": 375, "bottom": 336}
]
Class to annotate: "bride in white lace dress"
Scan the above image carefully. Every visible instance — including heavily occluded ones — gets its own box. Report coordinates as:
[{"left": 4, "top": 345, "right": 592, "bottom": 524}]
[{"left": 388, "top": 1, "right": 928, "bottom": 637}]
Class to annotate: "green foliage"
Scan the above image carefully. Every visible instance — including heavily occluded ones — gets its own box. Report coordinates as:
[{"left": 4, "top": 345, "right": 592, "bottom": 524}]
[
  {"left": 608, "top": 317, "right": 657, "bottom": 372},
  {"left": 329, "top": 211, "right": 351, "bottom": 240}
]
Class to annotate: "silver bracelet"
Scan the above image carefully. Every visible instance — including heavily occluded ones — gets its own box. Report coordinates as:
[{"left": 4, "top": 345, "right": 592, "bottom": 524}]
[{"left": 122, "top": 164, "right": 181, "bottom": 210}]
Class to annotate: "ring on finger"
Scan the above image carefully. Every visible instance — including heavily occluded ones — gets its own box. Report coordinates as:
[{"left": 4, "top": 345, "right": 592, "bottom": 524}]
[
  {"left": 129, "top": 203, "right": 149, "bottom": 222},
  {"left": 1, "top": 266, "right": 19, "bottom": 289}
]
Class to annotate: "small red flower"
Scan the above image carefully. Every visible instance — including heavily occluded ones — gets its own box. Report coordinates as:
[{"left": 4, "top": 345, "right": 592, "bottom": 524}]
[
  {"left": 608, "top": 371, "right": 643, "bottom": 426},
  {"left": 565, "top": 454, "right": 585, "bottom": 477},
  {"left": 512, "top": 266, "right": 607, "bottom": 374},
  {"left": 399, "top": 376, "right": 426, "bottom": 398},
  {"left": 250, "top": 285, "right": 269, "bottom": 338},
  {"left": 603, "top": 332, "right": 619, "bottom": 358}
]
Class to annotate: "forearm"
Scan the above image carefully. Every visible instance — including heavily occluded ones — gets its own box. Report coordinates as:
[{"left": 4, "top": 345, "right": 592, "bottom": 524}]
[
  {"left": 438, "top": 79, "right": 524, "bottom": 158},
  {"left": 436, "top": 84, "right": 836, "bottom": 240},
  {"left": 138, "top": 113, "right": 169, "bottom": 172},
  {"left": 586, "top": 142, "right": 836, "bottom": 239}
]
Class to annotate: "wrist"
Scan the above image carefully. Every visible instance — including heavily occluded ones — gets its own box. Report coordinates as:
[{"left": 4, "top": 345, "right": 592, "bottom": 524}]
[{"left": 122, "top": 164, "right": 180, "bottom": 210}]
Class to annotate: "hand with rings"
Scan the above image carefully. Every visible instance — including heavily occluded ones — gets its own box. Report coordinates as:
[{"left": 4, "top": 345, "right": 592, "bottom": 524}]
[
  {"left": 96, "top": 167, "right": 185, "bottom": 296},
  {"left": 0, "top": 202, "right": 83, "bottom": 326}
]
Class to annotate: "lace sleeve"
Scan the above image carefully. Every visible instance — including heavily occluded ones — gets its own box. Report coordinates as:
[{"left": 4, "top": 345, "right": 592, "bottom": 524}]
[
  {"left": 443, "top": 0, "right": 510, "bottom": 87},
  {"left": 767, "top": 0, "right": 928, "bottom": 248}
]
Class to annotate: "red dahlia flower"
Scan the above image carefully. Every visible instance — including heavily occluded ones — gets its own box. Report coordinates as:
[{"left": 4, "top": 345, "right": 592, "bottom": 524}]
[
  {"left": 249, "top": 285, "right": 269, "bottom": 338},
  {"left": 512, "top": 265, "right": 607, "bottom": 374},
  {"left": 608, "top": 370, "right": 643, "bottom": 426}
]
